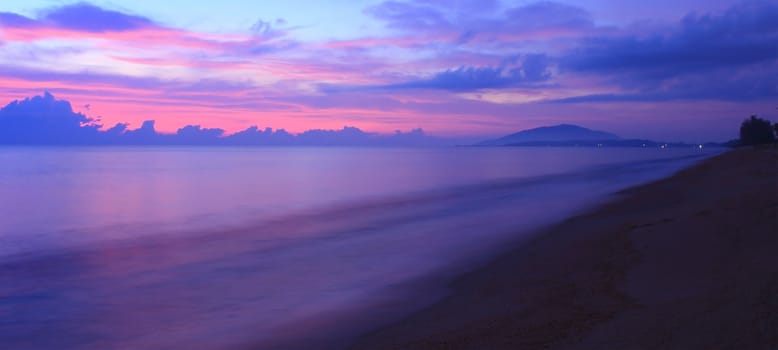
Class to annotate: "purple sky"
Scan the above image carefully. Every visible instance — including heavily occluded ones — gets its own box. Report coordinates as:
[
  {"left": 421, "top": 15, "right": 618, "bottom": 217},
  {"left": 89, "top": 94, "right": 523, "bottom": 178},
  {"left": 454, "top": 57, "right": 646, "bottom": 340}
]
[{"left": 0, "top": 0, "right": 776, "bottom": 141}]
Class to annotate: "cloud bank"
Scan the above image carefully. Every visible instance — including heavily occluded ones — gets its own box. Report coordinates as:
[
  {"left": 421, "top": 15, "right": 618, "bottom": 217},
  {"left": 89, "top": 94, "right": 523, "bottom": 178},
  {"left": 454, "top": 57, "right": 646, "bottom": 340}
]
[
  {"left": 0, "top": 93, "right": 450, "bottom": 146},
  {"left": 556, "top": 1, "right": 778, "bottom": 102},
  {"left": 0, "top": 3, "right": 156, "bottom": 33},
  {"left": 0, "top": 1, "right": 775, "bottom": 141}
]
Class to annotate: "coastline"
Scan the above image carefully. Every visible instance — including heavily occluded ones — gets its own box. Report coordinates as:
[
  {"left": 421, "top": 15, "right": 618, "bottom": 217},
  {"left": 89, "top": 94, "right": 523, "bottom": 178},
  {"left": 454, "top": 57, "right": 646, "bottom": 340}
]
[{"left": 350, "top": 147, "right": 778, "bottom": 349}]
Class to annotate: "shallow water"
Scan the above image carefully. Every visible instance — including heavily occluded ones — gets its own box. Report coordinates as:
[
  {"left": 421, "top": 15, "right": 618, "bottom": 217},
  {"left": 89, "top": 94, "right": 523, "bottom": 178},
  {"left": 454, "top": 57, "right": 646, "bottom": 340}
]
[{"left": 0, "top": 146, "right": 717, "bottom": 349}]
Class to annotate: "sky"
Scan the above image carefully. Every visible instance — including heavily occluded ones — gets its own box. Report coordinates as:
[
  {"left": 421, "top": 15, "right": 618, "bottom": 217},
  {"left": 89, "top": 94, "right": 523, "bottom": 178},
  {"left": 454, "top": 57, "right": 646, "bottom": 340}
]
[{"left": 0, "top": 0, "right": 776, "bottom": 141}]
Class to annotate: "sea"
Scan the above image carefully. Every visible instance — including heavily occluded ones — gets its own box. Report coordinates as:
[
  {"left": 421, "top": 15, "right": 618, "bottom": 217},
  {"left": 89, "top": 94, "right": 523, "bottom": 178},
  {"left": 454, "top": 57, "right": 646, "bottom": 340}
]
[{"left": 0, "top": 146, "right": 718, "bottom": 349}]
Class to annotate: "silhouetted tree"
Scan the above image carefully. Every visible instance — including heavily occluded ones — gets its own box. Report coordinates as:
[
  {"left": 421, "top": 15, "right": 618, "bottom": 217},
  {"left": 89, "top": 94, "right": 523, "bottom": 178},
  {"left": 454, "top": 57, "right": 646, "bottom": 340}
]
[
  {"left": 774, "top": 122, "right": 778, "bottom": 140},
  {"left": 739, "top": 115, "right": 776, "bottom": 146}
]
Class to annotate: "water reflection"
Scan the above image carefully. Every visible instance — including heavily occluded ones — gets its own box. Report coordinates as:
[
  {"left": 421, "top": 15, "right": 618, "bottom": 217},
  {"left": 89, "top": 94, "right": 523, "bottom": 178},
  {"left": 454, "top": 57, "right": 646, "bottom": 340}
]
[{"left": 0, "top": 147, "right": 716, "bottom": 348}]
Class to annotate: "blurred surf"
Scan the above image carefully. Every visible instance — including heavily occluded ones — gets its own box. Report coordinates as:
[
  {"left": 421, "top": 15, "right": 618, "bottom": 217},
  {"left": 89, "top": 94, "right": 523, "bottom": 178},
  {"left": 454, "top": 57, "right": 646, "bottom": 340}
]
[{"left": 0, "top": 146, "right": 717, "bottom": 349}]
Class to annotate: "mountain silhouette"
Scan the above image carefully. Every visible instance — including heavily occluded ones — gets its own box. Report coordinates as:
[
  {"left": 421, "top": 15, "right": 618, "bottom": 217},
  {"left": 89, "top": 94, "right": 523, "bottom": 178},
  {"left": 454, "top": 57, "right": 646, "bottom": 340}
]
[{"left": 478, "top": 124, "right": 620, "bottom": 146}]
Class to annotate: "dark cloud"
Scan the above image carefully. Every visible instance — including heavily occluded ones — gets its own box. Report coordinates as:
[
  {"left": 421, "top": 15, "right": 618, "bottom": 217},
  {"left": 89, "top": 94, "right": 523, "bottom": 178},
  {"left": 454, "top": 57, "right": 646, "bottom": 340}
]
[
  {"left": 554, "top": 1, "right": 778, "bottom": 102},
  {"left": 120, "top": 120, "right": 166, "bottom": 144},
  {"left": 228, "top": 126, "right": 295, "bottom": 146},
  {"left": 0, "top": 2, "right": 155, "bottom": 32},
  {"left": 365, "top": 1, "right": 452, "bottom": 32},
  {"left": 385, "top": 54, "right": 551, "bottom": 91},
  {"left": 0, "top": 92, "right": 101, "bottom": 144},
  {"left": 0, "top": 93, "right": 451, "bottom": 146},
  {"left": 175, "top": 125, "right": 225, "bottom": 145},
  {"left": 365, "top": 0, "right": 593, "bottom": 38},
  {"left": 104, "top": 122, "right": 129, "bottom": 136},
  {"left": 502, "top": 1, "right": 593, "bottom": 32},
  {"left": 417, "top": 0, "right": 501, "bottom": 14},
  {"left": 550, "top": 67, "right": 778, "bottom": 103},
  {"left": 561, "top": 2, "right": 778, "bottom": 79},
  {"left": 0, "top": 12, "right": 37, "bottom": 28},
  {"left": 43, "top": 3, "right": 154, "bottom": 32}
]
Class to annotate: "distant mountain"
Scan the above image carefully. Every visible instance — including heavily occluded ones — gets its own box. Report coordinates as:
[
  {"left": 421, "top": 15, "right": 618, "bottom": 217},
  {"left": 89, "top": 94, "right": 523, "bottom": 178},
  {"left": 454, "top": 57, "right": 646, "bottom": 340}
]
[
  {"left": 475, "top": 124, "right": 730, "bottom": 148},
  {"left": 489, "top": 139, "right": 723, "bottom": 148},
  {"left": 478, "top": 124, "right": 620, "bottom": 146}
]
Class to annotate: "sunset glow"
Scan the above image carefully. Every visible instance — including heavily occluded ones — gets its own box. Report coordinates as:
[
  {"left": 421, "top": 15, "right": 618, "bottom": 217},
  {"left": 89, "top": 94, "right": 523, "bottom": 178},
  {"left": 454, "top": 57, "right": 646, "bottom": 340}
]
[{"left": 1, "top": 0, "right": 776, "bottom": 140}]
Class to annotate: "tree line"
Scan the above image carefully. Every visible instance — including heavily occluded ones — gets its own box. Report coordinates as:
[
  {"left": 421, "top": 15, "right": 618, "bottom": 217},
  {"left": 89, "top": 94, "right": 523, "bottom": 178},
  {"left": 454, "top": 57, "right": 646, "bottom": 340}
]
[{"left": 739, "top": 115, "right": 778, "bottom": 146}]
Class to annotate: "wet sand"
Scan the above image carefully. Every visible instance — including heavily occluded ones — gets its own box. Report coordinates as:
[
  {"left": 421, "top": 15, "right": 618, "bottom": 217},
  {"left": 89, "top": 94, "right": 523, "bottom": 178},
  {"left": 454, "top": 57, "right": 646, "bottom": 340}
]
[{"left": 351, "top": 146, "right": 778, "bottom": 349}]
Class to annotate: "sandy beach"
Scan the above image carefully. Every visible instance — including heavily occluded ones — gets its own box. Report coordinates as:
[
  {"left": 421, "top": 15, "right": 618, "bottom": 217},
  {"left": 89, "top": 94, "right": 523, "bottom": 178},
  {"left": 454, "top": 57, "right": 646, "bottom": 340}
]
[{"left": 351, "top": 146, "right": 778, "bottom": 349}]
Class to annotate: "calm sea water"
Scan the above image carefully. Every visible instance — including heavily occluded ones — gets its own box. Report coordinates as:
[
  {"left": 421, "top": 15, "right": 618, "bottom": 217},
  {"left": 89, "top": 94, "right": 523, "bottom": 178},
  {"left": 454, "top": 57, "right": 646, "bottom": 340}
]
[{"left": 0, "top": 146, "right": 717, "bottom": 349}]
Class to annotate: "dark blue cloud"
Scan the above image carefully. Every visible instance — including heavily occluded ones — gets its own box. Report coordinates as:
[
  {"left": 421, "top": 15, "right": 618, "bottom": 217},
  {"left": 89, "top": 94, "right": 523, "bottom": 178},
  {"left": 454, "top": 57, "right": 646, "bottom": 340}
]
[
  {"left": 0, "top": 93, "right": 451, "bottom": 147},
  {"left": 550, "top": 67, "right": 778, "bottom": 103},
  {"left": 0, "top": 92, "right": 101, "bottom": 144},
  {"left": 0, "top": 12, "right": 37, "bottom": 28},
  {"left": 119, "top": 120, "right": 167, "bottom": 144},
  {"left": 0, "top": 2, "right": 155, "bottom": 32},
  {"left": 228, "top": 126, "right": 295, "bottom": 146},
  {"left": 417, "top": 0, "right": 500, "bottom": 13},
  {"left": 365, "top": 1, "right": 452, "bottom": 32},
  {"left": 502, "top": 1, "right": 592, "bottom": 32},
  {"left": 561, "top": 2, "right": 778, "bottom": 78},
  {"left": 365, "top": 0, "right": 593, "bottom": 37},
  {"left": 175, "top": 125, "right": 225, "bottom": 145},
  {"left": 385, "top": 54, "right": 551, "bottom": 91},
  {"left": 43, "top": 3, "right": 154, "bottom": 32},
  {"left": 555, "top": 1, "right": 778, "bottom": 102}
]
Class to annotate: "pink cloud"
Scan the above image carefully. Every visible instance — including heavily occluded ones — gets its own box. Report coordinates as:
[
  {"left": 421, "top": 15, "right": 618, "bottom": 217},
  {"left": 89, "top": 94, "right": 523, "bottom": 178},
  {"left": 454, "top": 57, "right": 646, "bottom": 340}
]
[{"left": 0, "top": 1, "right": 773, "bottom": 142}]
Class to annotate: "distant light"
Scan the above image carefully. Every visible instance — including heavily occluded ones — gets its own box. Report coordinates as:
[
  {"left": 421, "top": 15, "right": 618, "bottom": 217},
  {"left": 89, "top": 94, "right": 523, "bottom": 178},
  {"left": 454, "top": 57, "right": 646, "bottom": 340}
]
[{"left": 699, "top": 144, "right": 703, "bottom": 149}]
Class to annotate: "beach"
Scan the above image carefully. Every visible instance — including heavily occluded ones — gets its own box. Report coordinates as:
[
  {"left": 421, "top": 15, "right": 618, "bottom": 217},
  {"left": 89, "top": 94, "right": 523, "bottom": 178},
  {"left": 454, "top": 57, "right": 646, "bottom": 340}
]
[
  {"left": 1, "top": 1, "right": 774, "bottom": 348},
  {"left": 351, "top": 146, "right": 778, "bottom": 349}
]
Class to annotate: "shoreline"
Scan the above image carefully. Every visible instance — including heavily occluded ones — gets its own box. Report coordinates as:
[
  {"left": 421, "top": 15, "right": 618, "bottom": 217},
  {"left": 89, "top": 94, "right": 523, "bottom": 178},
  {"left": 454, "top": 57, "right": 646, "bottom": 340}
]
[{"left": 350, "top": 147, "right": 778, "bottom": 349}]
